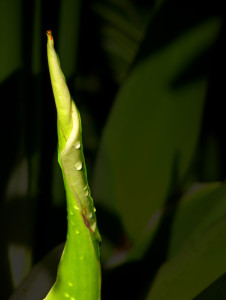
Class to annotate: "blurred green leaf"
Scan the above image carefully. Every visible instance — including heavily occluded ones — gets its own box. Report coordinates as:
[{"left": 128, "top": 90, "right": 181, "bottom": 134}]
[
  {"left": 9, "top": 243, "right": 64, "bottom": 300},
  {"left": 194, "top": 273, "right": 226, "bottom": 300},
  {"left": 31, "top": 0, "right": 42, "bottom": 75},
  {"left": 92, "top": 0, "right": 150, "bottom": 83},
  {"left": 57, "top": 0, "right": 81, "bottom": 78},
  {"left": 168, "top": 181, "right": 226, "bottom": 258},
  {"left": 125, "top": 208, "right": 163, "bottom": 263},
  {"left": 93, "top": 17, "right": 221, "bottom": 242},
  {"left": 0, "top": 158, "right": 32, "bottom": 297},
  {"left": 146, "top": 215, "right": 226, "bottom": 300},
  {"left": 0, "top": 0, "right": 22, "bottom": 82}
]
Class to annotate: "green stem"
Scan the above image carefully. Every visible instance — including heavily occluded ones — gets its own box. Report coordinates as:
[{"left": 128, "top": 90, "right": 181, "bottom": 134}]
[{"left": 44, "top": 30, "right": 101, "bottom": 300}]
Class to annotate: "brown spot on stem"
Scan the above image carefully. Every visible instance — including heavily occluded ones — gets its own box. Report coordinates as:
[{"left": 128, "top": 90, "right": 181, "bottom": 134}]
[
  {"left": 82, "top": 213, "right": 95, "bottom": 234},
  {"left": 82, "top": 214, "right": 90, "bottom": 228}
]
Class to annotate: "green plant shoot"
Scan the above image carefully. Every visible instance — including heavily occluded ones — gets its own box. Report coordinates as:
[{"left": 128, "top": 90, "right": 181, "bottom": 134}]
[{"left": 44, "top": 30, "right": 101, "bottom": 300}]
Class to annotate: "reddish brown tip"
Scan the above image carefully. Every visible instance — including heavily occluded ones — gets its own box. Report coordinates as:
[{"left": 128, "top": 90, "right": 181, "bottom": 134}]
[{"left": 46, "top": 30, "right": 53, "bottom": 40}]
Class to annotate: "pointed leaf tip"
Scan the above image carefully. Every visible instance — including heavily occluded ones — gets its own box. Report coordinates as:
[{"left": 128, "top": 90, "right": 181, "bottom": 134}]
[{"left": 46, "top": 30, "right": 54, "bottom": 45}]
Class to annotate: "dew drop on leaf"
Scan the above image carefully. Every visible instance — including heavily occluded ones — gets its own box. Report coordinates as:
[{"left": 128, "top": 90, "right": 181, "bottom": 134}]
[
  {"left": 75, "top": 162, "right": 82, "bottom": 170},
  {"left": 73, "top": 204, "right": 79, "bottom": 210},
  {"left": 74, "top": 141, "right": 80, "bottom": 149}
]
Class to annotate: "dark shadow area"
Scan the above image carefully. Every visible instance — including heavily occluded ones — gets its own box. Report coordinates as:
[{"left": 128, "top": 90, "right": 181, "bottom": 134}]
[
  {"left": 101, "top": 154, "right": 183, "bottom": 300},
  {"left": 96, "top": 204, "right": 125, "bottom": 245},
  {"left": 135, "top": 0, "right": 224, "bottom": 66},
  {"left": 194, "top": 273, "right": 226, "bottom": 300},
  {"left": 198, "top": 18, "right": 226, "bottom": 181},
  {"left": 0, "top": 71, "right": 23, "bottom": 203},
  {"left": 76, "top": 0, "right": 119, "bottom": 134}
]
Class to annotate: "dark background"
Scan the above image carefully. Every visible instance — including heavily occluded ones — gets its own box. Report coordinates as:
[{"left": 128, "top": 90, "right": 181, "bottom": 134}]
[{"left": 0, "top": 0, "right": 225, "bottom": 299}]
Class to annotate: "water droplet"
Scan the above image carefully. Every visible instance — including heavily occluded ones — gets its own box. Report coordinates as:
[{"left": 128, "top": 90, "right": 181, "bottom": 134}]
[
  {"left": 94, "top": 207, "right": 96, "bottom": 212},
  {"left": 84, "top": 190, "right": 89, "bottom": 196},
  {"left": 75, "top": 162, "right": 82, "bottom": 170},
  {"left": 91, "top": 222, "right": 96, "bottom": 232},
  {"left": 68, "top": 281, "right": 73, "bottom": 287},
  {"left": 70, "top": 297, "right": 76, "bottom": 300},
  {"left": 64, "top": 293, "right": 70, "bottom": 298},
  {"left": 74, "top": 141, "right": 80, "bottom": 149},
  {"left": 75, "top": 230, "right": 80, "bottom": 235},
  {"left": 88, "top": 212, "right": 93, "bottom": 219},
  {"left": 73, "top": 204, "right": 79, "bottom": 210},
  {"left": 79, "top": 256, "right": 85, "bottom": 261}
]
